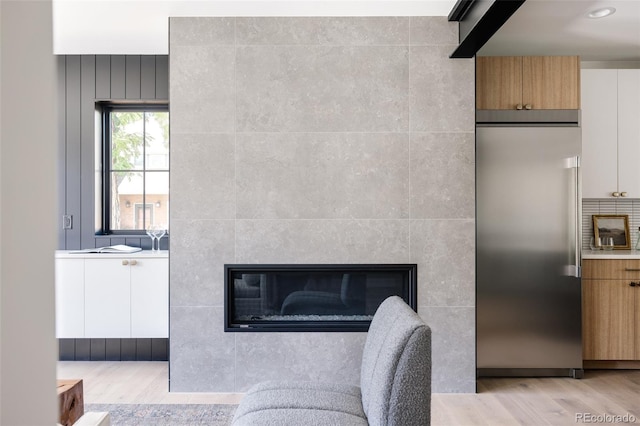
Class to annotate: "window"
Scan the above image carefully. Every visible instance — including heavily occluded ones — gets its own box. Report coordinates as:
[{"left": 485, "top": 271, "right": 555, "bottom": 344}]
[{"left": 100, "top": 104, "right": 169, "bottom": 233}]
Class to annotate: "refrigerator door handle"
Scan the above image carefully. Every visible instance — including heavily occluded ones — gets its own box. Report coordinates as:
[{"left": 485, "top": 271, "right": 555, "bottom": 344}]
[{"left": 564, "top": 156, "right": 581, "bottom": 278}]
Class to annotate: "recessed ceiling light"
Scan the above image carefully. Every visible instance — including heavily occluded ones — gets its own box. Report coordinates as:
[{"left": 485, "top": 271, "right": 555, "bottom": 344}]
[{"left": 587, "top": 7, "right": 616, "bottom": 19}]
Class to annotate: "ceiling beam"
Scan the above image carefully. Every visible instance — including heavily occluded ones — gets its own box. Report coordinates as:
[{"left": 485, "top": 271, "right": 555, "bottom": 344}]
[{"left": 449, "top": 0, "right": 526, "bottom": 58}]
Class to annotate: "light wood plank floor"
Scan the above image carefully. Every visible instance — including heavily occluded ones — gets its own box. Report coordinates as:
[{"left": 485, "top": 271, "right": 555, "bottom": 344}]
[{"left": 58, "top": 362, "right": 640, "bottom": 425}]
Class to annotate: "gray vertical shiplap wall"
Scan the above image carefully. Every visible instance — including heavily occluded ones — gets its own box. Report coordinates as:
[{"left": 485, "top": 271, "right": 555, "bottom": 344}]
[
  {"left": 169, "top": 17, "right": 475, "bottom": 393},
  {"left": 57, "top": 55, "right": 168, "bottom": 250}
]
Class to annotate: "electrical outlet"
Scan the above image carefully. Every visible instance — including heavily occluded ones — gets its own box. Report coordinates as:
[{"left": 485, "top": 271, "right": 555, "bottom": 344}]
[{"left": 63, "top": 215, "right": 73, "bottom": 230}]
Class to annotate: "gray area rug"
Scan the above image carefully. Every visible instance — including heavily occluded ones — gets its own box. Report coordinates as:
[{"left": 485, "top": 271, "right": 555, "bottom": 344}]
[{"left": 85, "top": 404, "right": 237, "bottom": 426}]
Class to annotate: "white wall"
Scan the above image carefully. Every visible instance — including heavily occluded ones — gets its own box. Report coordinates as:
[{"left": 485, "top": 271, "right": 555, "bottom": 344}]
[
  {"left": 0, "top": 1, "right": 58, "bottom": 424},
  {"left": 52, "top": 0, "right": 456, "bottom": 54}
]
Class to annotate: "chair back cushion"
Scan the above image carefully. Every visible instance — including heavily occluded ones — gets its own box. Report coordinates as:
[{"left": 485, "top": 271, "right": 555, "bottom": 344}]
[{"left": 360, "top": 296, "right": 431, "bottom": 426}]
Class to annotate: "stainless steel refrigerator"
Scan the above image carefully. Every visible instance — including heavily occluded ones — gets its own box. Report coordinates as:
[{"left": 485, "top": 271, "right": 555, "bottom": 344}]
[{"left": 476, "top": 111, "right": 583, "bottom": 378}]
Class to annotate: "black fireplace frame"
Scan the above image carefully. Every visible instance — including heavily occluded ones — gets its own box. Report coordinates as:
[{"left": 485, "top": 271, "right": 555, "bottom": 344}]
[{"left": 224, "top": 264, "right": 417, "bottom": 332}]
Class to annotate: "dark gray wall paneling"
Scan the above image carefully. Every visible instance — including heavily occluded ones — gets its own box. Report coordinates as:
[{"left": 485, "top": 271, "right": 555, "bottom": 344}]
[
  {"left": 110, "top": 55, "right": 126, "bottom": 99},
  {"left": 57, "top": 58, "right": 67, "bottom": 249},
  {"left": 58, "top": 338, "right": 168, "bottom": 361},
  {"left": 95, "top": 56, "right": 111, "bottom": 99},
  {"left": 156, "top": 56, "right": 169, "bottom": 100},
  {"left": 141, "top": 56, "right": 157, "bottom": 99},
  {"left": 80, "top": 56, "right": 96, "bottom": 250},
  {"left": 58, "top": 55, "right": 169, "bottom": 250},
  {"left": 65, "top": 56, "right": 82, "bottom": 249},
  {"left": 125, "top": 56, "right": 141, "bottom": 99}
]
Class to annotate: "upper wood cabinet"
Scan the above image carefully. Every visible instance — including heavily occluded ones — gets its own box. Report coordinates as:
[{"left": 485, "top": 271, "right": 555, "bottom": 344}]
[{"left": 476, "top": 56, "right": 580, "bottom": 110}]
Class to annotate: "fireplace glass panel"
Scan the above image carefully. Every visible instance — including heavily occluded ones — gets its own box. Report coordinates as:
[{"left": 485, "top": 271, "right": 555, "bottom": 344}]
[{"left": 225, "top": 264, "right": 417, "bottom": 331}]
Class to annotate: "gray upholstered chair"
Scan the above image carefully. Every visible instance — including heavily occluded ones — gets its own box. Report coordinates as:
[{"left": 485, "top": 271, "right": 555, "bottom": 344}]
[{"left": 232, "top": 295, "right": 431, "bottom": 425}]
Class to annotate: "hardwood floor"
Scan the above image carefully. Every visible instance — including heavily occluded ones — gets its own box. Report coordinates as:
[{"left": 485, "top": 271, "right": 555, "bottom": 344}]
[
  {"left": 57, "top": 361, "right": 243, "bottom": 405},
  {"left": 58, "top": 362, "right": 640, "bottom": 425}
]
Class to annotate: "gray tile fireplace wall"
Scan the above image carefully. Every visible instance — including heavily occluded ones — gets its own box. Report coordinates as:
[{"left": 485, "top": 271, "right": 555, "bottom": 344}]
[{"left": 169, "top": 17, "right": 475, "bottom": 393}]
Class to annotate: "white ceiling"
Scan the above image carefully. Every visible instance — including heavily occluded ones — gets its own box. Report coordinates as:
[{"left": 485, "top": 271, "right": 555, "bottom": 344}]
[
  {"left": 52, "top": 0, "right": 640, "bottom": 61},
  {"left": 479, "top": 0, "right": 640, "bottom": 61},
  {"left": 52, "top": 0, "right": 456, "bottom": 54}
]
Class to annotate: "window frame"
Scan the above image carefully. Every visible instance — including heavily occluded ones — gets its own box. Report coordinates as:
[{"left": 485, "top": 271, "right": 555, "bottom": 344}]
[{"left": 99, "top": 102, "right": 169, "bottom": 235}]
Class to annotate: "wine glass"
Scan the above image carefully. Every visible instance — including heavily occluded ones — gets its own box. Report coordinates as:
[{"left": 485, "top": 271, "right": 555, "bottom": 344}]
[
  {"left": 146, "top": 227, "right": 158, "bottom": 251},
  {"left": 589, "top": 237, "right": 601, "bottom": 251},
  {"left": 602, "top": 237, "right": 615, "bottom": 251},
  {"left": 153, "top": 227, "right": 166, "bottom": 251}
]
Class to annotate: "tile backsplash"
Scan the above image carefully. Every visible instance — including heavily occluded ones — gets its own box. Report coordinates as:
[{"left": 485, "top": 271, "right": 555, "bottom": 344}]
[{"left": 583, "top": 199, "right": 640, "bottom": 250}]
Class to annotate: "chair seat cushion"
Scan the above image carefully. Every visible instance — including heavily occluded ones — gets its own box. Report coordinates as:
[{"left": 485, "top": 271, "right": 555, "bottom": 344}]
[{"left": 232, "top": 381, "right": 367, "bottom": 426}]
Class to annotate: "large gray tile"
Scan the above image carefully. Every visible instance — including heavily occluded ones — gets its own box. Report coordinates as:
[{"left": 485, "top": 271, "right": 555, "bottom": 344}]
[
  {"left": 236, "top": 133, "right": 410, "bottom": 219},
  {"left": 410, "top": 17, "right": 459, "bottom": 46},
  {"left": 170, "top": 220, "right": 235, "bottom": 307},
  {"left": 411, "top": 220, "right": 475, "bottom": 307},
  {"left": 418, "top": 306, "right": 475, "bottom": 393},
  {"left": 235, "top": 332, "right": 366, "bottom": 391},
  {"left": 170, "top": 45, "right": 235, "bottom": 133},
  {"left": 171, "top": 133, "right": 235, "bottom": 221},
  {"left": 170, "top": 98, "right": 236, "bottom": 134},
  {"left": 410, "top": 45, "right": 474, "bottom": 132},
  {"left": 170, "top": 17, "right": 235, "bottom": 46},
  {"left": 236, "top": 17, "right": 409, "bottom": 45},
  {"left": 411, "top": 132, "right": 475, "bottom": 219},
  {"left": 170, "top": 45, "right": 235, "bottom": 101},
  {"left": 236, "top": 220, "right": 410, "bottom": 264},
  {"left": 169, "top": 306, "right": 236, "bottom": 392},
  {"left": 236, "top": 45, "right": 409, "bottom": 132}
]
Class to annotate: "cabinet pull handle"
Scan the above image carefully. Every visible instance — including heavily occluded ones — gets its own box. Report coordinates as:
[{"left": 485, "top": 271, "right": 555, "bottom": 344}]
[
  {"left": 130, "top": 260, "right": 138, "bottom": 266},
  {"left": 624, "top": 268, "right": 640, "bottom": 271},
  {"left": 630, "top": 282, "right": 637, "bottom": 287},
  {"left": 524, "top": 104, "right": 532, "bottom": 110},
  {"left": 516, "top": 104, "right": 523, "bottom": 110},
  {"left": 621, "top": 192, "right": 628, "bottom": 197},
  {"left": 612, "top": 192, "right": 620, "bottom": 197},
  {"left": 122, "top": 260, "right": 129, "bottom": 266}
]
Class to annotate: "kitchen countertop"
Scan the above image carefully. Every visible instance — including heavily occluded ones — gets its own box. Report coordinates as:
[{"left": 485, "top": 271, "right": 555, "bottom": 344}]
[
  {"left": 582, "top": 250, "right": 640, "bottom": 259},
  {"left": 56, "top": 250, "right": 168, "bottom": 258}
]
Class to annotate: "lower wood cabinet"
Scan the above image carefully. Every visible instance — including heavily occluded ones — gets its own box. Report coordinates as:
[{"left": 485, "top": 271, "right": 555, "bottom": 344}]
[
  {"left": 582, "top": 259, "right": 640, "bottom": 362},
  {"left": 56, "top": 253, "right": 168, "bottom": 339}
]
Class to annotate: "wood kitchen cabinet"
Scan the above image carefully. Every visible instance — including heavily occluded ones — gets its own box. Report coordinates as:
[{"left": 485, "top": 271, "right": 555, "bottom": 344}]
[
  {"left": 55, "top": 252, "right": 168, "bottom": 339},
  {"left": 582, "top": 259, "right": 640, "bottom": 362},
  {"left": 476, "top": 56, "right": 580, "bottom": 110},
  {"left": 581, "top": 69, "right": 640, "bottom": 198}
]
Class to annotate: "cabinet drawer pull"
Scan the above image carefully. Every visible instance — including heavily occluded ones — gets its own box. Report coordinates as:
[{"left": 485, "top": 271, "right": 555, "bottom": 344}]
[
  {"left": 122, "top": 260, "right": 129, "bottom": 266},
  {"left": 624, "top": 268, "right": 640, "bottom": 271},
  {"left": 130, "top": 260, "right": 138, "bottom": 266},
  {"left": 630, "top": 282, "right": 638, "bottom": 287}
]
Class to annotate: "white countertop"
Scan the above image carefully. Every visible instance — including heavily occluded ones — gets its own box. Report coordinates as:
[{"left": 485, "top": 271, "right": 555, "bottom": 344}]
[
  {"left": 56, "top": 250, "right": 168, "bottom": 258},
  {"left": 582, "top": 250, "right": 640, "bottom": 260}
]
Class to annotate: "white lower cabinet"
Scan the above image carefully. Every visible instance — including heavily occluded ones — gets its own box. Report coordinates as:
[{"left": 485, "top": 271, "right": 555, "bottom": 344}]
[
  {"left": 55, "top": 252, "right": 168, "bottom": 338},
  {"left": 55, "top": 258, "right": 85, "bottom": 338},
  {"left": 85, "top": 258, "right": 132, "bottom": 337},
  {"left": 131, "top": 258, "right": 169, "bottom": 337}
]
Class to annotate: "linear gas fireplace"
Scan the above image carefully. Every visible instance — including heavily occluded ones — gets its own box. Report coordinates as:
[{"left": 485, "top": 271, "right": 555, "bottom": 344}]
[{"left": 224, "top": 264, "right": 417, "bottom": 332}]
